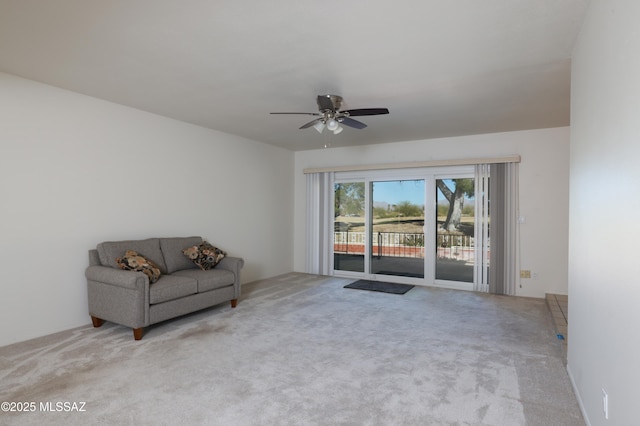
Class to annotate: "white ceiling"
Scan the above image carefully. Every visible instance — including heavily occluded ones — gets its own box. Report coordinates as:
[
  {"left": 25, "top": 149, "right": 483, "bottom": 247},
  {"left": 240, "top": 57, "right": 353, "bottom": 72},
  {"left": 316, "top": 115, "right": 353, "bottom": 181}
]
[{"left": 0, "top": 0, "right": 588, "bottom": 151}]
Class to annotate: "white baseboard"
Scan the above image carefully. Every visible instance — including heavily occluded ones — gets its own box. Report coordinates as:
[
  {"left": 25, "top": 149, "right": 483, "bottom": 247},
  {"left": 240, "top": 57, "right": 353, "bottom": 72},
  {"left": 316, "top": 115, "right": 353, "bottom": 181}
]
[{"left": 566, "top": 363, "right": 591, "bottom": 426}]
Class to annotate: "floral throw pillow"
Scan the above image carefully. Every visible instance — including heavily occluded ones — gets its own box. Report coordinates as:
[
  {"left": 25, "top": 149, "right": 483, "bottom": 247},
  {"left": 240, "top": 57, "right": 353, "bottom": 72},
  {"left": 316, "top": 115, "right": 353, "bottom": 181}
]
[
  {"left": 116, "top": 250, "right": 162, "bottom": 283},
  {"left": 182, "top": 241, "right": 226, "bottom": 271}
]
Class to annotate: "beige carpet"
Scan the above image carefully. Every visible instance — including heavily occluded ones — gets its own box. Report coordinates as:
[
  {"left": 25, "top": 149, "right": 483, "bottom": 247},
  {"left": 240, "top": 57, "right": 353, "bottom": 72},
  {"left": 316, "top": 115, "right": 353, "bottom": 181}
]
[{"left": 0, "top": 273, "right": 583, "bottom": 425}]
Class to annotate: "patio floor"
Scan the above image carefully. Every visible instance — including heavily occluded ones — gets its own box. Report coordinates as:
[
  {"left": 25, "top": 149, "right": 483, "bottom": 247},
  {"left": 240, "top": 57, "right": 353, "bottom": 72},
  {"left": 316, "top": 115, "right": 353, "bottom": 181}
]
[{"left": 334, "top": 254, "right": 474, "bottom": 282}]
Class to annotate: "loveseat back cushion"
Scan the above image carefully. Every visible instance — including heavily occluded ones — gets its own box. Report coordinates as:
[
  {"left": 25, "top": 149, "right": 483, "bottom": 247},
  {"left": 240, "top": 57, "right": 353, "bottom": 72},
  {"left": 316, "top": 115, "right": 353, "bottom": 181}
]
[
  {"left": 159, "top": 236, "right": 203, "bottom": 274},
  {"left": 172, "top": 268, "right": 235, "bottom": 293},
  {"left": 149, "top": 275, "right": 198, "bottom": 304},
  {"left": 97, "top": 238, "right": 167, "bottom": 274}
]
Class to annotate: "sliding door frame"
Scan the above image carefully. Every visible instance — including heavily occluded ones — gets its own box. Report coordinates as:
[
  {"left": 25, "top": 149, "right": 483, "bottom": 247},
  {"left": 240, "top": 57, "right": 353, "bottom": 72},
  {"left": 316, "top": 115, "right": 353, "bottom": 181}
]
[{"left": 333, "top": 165, "right": 475, "bottom": 290}]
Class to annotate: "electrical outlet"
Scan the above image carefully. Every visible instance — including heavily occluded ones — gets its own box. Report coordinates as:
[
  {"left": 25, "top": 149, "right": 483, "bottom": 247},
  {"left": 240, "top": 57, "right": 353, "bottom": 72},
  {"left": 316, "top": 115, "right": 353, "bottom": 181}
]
[
  {"left": 520, "top": 270, "right": 531, "bottom": 279},
  {"left": 602, "top": 388, "right": 609, "bottom": 420}
]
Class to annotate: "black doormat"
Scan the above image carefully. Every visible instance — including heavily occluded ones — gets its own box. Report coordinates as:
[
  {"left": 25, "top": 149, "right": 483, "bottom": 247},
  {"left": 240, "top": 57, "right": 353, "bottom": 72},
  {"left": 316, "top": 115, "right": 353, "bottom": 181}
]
[{"left": 344, "top": 280, "right": 414, "bottom": 295}]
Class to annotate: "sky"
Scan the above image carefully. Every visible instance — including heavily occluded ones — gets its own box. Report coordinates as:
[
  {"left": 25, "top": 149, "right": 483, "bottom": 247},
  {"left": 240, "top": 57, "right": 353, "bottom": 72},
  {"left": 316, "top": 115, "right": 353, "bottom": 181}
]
[
  {"left": 373, "top": 180, "right": 425, "bottom": 205},
  {"left": 373, "top": 179, "right": 475, "bottom": 206}
]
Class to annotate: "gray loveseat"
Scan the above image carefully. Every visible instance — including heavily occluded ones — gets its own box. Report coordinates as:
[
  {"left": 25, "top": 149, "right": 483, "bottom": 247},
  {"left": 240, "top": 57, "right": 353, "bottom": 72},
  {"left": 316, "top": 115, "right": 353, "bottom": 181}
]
[{"left": 86, "top": 236, "right": 243, "bottom": 340}]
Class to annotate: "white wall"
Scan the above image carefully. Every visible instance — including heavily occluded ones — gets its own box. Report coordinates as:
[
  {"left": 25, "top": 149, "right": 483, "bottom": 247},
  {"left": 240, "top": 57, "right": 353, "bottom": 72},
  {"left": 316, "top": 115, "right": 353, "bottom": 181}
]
[
  {"left": 293, "top": 127, "right": 570, "bottom": 298},
  {"left": 0, "top": 72, "right": 294, "bottom": 347},
  {"left": 568, "top": 1, "right": 640, "bottom": 424}
]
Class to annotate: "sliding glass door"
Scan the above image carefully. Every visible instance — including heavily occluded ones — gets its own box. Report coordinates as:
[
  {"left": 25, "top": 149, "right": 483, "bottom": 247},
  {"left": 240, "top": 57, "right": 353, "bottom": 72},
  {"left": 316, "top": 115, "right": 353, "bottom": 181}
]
[
  {"left": 435, "top": 177, "right": 475, "bottom": 283},
  {"left": 332, "top": 167, "right": 477, "bottom": 290},
  {"left": 371, "top": 180, "right": 425, "bottom": 278},
  {"left": 334, "top": 182, "right": 365, "bottom": 273}
]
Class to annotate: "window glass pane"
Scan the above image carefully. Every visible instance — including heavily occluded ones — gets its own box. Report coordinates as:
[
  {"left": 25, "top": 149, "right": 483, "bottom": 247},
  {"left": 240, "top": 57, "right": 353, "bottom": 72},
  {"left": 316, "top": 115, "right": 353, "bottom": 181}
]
[
  {"left": 371, "top": 180, "right": 425, "bottom": 278},
  {"left": 334, "top": 182, "right": 365, "bottom": 273},
  {"left": 436, "top": 178, "right": 475, "bottom": 282}
]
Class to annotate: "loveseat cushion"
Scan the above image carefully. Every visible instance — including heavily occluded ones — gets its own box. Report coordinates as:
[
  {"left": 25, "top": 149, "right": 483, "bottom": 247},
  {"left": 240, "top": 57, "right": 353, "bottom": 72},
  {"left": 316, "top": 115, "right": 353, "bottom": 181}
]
[
  {"left": 159, "top": 236, "right": 203, "bottom": 274},
  {"left": 98, "top": 238, "right": 168, "bottom": 274},
  {"left": 149, "top": 275, "right": 198, "bottom": 304},
  {"left": 172, "top": 269, "right": 235, "bottom": 293}
]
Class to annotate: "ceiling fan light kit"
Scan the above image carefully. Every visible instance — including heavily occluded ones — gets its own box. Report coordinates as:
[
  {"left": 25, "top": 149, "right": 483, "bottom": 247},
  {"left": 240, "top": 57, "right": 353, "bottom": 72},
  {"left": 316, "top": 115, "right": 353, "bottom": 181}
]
[
  {"left": 313, "top": 119, "right": 343, "bottom": 135},
  {"left": 326, "top": 118, "right": 339, "bottom": 131},
  {"left": 271, "top": 94, "right": 389, "bottom": 136}
]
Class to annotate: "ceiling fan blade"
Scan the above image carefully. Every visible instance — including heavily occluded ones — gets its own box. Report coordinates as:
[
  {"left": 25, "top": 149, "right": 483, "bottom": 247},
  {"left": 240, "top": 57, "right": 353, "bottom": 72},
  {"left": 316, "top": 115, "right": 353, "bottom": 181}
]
[
  {"left": 341, "top": 108, "right": 389, "bottom": 116},
  {"left": 340, "top": 117, "right": 367, "bottom": 129},
  {"left": 317, "top": 95, "right": 336, "bottom": 111},
  {"left": 299, "top": 118, "right": 323, "bottom": 129},
  {"left": 270, "top": 112, "right": 320, "bottom": 116}
]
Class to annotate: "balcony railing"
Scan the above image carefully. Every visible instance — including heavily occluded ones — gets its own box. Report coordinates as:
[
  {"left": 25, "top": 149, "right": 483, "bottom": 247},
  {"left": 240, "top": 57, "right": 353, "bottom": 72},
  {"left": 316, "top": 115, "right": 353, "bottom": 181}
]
[
  {"left": 436, "top": 233, "right": 475, "bottom": 262},
  {"left": 334, "top": 231, "right": 476, "bottom": 261}
]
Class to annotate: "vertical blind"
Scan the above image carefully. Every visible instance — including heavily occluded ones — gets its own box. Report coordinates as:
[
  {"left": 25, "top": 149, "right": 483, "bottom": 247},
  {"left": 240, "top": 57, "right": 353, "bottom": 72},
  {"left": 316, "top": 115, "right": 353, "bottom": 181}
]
[
  {"left": 488, "top": 162, "right": 519, "bottom": 295},
  {"left": 305, "top": 172, "right": 333, "bottom": 275}
]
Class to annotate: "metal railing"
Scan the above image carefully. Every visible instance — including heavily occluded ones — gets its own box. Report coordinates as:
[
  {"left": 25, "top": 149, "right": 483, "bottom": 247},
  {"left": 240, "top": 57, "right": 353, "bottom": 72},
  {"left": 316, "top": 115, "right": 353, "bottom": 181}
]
[
  {"left": 436, "top": 233, "right": 475, "bottom": 262},
  {"left": 334, "top": 231, "right": 476, "bottom": 261},
  {"left": 375, "top": 232, "right": 424, "bottom": 258}
]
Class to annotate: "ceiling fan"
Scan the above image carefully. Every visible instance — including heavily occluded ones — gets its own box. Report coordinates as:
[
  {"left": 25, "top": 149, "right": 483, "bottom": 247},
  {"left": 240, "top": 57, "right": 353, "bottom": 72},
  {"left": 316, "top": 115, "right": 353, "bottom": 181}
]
[{"left": 270, "top": 95, "right": 389, "bottom": 135}]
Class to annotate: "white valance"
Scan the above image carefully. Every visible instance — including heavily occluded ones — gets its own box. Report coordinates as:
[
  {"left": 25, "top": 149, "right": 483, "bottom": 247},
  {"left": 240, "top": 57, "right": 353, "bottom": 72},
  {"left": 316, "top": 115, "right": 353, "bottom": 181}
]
[{"left": 303, "top": 155, "right": 520, "bottom": 174}]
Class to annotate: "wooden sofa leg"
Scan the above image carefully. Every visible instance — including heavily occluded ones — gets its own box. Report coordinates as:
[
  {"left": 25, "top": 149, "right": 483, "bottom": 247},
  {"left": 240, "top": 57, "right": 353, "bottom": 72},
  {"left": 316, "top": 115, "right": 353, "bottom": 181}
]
[
  {"left": 91, "top": 316, "right": 104, "bottom": 328},
  {"left": 230, "top": 299, "right": 238, "bottom": 308},
  {"left": 133, "top": 328, "right": 144, "bottom": 340}
]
